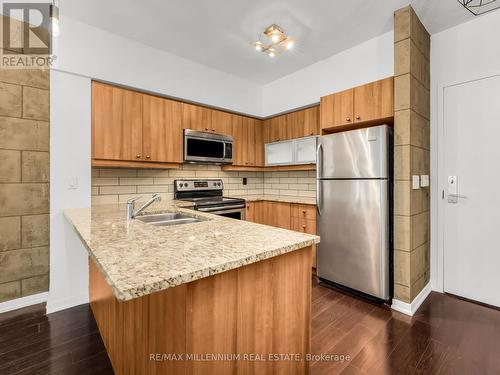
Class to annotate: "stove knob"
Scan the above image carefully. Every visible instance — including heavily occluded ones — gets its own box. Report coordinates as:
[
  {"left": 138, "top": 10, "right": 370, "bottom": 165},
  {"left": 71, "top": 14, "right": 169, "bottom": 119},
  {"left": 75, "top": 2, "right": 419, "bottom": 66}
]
[{"left": 218, "top": 182, "right": 222, "bottom": 186}]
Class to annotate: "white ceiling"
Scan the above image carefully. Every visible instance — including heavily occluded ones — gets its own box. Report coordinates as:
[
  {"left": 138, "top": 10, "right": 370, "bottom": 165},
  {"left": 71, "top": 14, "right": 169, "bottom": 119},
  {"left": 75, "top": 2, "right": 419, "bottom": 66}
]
[{"left": 60, "top": 0, "right": 483, "bottom": 84}]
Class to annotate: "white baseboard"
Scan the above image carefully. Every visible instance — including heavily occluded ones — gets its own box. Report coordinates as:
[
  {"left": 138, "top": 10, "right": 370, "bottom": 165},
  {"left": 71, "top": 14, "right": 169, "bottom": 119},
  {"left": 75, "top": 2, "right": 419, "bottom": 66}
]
[
  {"left": 391, "top": 282, "right": 432, "bottom": 316},
  {"left": 46, "top": 294, "right": 89, "bottom": 314},
  {"left": 0, "top": 292, "right": 49, "bottom": 314}
]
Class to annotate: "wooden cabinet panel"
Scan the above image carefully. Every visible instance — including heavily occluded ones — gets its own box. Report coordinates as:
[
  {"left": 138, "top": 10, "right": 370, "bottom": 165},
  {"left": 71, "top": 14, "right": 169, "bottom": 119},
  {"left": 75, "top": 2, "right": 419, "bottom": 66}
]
[
  {"left": 263, "top": 201, "right": 291, "bottom": 229},
  {"left": 254, "top": 120, "right": 264, "bottom": 167},
  {"left": 143, "top": 95, "right": 183, "bottom": 163},
  {"left": 291, "top": 216, "right": 317, "bottom": 268},
  {"left": 231, "top": 115, "right": 246, "bottom": 166},
  {"left": 353, "top": 77, "right": 394, "bottom": 124},
  {"left": 181, "top": 102, "right": 212, "bottom": 132},
  {"left": 291, "top": 204, "right": 317, "bottom": 221},
  {"left": 303, "top": 106, "right": 320, "bottom": 137},
  {"left": 232, "top": 116, "right": 263, "bottom": 167},
  {"left": 211, "top": 110, "right": 233, "bottom": 135},
  {"left": 290, "top": 106, "right": 320, "bottom": 138},
  {"left": 245, "top": 118, "right": 256, "bottom": 167},
  {"left": 320, "top": 88, "right": 354, "bottom": 130},
  {"left": 92, "top": 82, "right": 143, "bottom": 161},
  {"left": 264, "top": 106, "right": 320, "bottom": 145}
]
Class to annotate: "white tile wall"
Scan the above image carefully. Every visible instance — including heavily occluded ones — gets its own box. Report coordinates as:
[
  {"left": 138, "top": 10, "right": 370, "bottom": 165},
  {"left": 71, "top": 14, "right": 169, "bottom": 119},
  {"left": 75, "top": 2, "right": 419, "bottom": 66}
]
[{"left": 91, "top": 166, "right": 316, "bottom": 205}]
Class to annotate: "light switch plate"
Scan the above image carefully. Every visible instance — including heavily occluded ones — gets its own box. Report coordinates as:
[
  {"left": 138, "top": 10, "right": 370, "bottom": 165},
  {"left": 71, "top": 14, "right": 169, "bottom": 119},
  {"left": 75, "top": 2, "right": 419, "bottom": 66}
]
[
  {"left": 412, "top": 175, "right": 420, "bottom": 190},
  {"left": 68, "top": 177, "right": 79, "bottom": 190},
  {"left": 420, "top": 175, "right": 430, "bottom": 187}
]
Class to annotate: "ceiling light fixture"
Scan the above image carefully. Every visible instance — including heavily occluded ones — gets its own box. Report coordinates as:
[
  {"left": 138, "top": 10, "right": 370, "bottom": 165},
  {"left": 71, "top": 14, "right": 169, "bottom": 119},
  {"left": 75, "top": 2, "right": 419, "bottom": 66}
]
[
  {"left": 252, "top": 24, "right": 295, "bottom": 58},
  {"left": 457, "top": 0, "right": 500, "bottom": 15}
]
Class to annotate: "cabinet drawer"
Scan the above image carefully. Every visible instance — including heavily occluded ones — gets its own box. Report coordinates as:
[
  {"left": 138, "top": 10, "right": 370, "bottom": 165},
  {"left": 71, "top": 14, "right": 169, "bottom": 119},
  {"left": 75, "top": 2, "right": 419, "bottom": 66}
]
[
  {"left": 291, "top": 204, "right": 316, "bottom": 220},
  {"left": 292, "top": 217, "right": 316, "bottom": 235}
]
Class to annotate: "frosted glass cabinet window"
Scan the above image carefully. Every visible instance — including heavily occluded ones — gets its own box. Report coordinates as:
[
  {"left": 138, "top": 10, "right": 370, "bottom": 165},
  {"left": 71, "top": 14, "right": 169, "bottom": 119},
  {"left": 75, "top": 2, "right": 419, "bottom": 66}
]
[
  {"left": 265, "top": 136, "right": 317, "bottom": 166},
  {"left": 265, "top": 141, "right": 294, "bottom": 165},
  {"left": 295, "top": 137, "right": 317, "bottom": 164}
]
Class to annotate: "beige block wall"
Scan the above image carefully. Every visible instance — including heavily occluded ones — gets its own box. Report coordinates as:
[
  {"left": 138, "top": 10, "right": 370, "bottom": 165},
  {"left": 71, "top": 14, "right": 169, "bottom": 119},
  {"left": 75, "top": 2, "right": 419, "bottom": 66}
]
[
  {"left": 0, "top": 19, "right": 50, "bottom": 303},
  {"left": 393, "top": 6, "right": 431, "bottom": 303}
]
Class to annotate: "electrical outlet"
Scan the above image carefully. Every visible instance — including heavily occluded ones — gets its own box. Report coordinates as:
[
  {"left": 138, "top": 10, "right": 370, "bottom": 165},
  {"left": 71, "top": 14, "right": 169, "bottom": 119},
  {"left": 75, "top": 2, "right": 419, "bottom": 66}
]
[
  {"left": 412, "top": 175, "right": 420, "bottom": 190},
  {"left": 242, "top": 177, "right": 247, "bottom": 186},
  {"left": 420, "top": 175, "right": 430, "bottom": 187}
]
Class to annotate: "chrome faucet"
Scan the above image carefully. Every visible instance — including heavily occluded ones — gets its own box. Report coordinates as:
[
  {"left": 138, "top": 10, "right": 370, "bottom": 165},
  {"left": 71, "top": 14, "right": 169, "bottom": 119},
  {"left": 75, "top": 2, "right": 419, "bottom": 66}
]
[{"left": 126, "top": 194, "right": 162, "bottom": 220}]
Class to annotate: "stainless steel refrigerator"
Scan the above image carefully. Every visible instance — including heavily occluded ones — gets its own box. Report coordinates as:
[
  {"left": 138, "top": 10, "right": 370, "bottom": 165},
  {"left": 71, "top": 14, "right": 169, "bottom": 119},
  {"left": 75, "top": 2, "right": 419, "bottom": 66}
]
[{"left": 316, "top": 125, "right": 392, "bottom": 301}]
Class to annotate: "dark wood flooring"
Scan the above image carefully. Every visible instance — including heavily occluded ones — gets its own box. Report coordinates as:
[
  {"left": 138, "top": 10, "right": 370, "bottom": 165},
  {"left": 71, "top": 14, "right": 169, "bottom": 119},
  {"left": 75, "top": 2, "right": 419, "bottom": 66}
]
[{"left": 1, "top": 278, "right": 499, "bottom": 374}]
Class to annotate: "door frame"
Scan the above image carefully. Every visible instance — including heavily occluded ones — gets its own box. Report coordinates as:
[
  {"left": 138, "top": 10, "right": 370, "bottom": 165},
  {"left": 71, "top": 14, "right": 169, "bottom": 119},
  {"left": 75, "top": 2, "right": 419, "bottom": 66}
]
[{"left": 433, "top": 70, "right": 500, "bottom": 293}]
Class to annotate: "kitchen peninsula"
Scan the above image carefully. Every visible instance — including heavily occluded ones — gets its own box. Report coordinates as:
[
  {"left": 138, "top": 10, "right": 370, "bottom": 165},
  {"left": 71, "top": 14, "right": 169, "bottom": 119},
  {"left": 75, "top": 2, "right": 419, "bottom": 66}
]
[{"left": 65, "top": 202, "right": 319, "bottom": 375}]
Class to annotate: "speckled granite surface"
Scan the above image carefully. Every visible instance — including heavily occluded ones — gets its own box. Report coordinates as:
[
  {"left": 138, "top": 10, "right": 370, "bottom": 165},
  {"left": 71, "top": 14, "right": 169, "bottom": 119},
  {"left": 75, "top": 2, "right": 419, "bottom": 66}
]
[
  {"left": 64, "top": 201, "right": 319, "bottom": 302},
  {"left": 238, "top": 195, "right": 316, "bottom": 205}
]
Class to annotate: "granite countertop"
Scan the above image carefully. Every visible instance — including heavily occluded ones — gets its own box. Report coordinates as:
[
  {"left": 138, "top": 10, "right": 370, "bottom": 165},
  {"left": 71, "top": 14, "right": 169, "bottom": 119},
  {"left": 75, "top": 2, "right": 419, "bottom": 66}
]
[
  {"left": 239, "top": 195, "right": 316, "bottom": 205},
  {"left": 64, "top": 201, "right": 319, "bottom": 302}
]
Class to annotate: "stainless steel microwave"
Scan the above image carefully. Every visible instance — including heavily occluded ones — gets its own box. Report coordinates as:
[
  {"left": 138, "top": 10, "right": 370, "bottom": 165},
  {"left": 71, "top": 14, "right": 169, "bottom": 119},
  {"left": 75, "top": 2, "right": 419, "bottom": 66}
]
[{"left": 183, "top": 129, "right": 233, "bottom": 164}]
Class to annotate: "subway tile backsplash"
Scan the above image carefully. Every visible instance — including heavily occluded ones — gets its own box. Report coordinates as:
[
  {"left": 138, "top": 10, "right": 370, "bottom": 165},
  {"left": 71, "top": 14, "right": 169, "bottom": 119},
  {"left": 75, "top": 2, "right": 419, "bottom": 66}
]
[{"left": 91, "top": 166, "right": 316, "bottom": 204}]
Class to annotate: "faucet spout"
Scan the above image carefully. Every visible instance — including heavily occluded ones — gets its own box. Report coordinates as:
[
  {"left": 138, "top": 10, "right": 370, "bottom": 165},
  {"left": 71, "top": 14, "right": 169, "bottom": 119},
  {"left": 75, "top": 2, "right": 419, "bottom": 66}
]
[{"left": 126, "top": 194, "right": 162, "bottom": 220}]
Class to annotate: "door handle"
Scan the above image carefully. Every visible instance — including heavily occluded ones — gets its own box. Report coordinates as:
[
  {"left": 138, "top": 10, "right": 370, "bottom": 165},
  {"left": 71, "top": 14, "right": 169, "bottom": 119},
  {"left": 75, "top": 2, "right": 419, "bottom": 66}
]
[{"left": 448, "top": 194, "right": 467, "bottom": 199}]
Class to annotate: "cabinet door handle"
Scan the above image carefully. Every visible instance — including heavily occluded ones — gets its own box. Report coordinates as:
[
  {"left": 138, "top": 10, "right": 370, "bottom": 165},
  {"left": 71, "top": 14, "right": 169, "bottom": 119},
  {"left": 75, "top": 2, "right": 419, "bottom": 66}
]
[
  {"left": 205, "top": 127, "right": 209, "bottom": 131},
  {"left": 146, "top": 155, "right": 151, "bottom": 159},
  {"left": 136, "top": 154, "right": 141, "bottom": 159},
  {"left": 356, "top": 115, "right": 361, "bottom": 120},
  {"left": 302, "top": 210, "right": 306, "bottom": 215},
  {"left": 346, "top": 117, "right": 351, "bottom": 122},
  {"left": 302, "top": 225, "right": 307, "bottom": 229}
]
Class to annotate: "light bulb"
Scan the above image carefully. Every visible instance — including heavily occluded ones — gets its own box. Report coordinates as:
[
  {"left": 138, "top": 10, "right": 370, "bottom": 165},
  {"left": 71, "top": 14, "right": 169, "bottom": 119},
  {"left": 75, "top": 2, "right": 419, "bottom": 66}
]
[
  {"left": 255, "top": 42, "right": 262, "bottom": 51},
  {"left": 268, "top": 51, "right": 276, "bottom": 58},
  {"left": 271, "top": 33, "right": 280, "bottom": 43},
  {"left": 285, "top": 40, "right": 294, "bottom": 50}
]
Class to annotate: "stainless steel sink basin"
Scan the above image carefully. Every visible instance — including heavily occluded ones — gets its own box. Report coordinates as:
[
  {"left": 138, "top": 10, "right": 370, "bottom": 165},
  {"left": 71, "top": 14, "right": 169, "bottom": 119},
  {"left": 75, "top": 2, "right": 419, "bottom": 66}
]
[{"left": 136, "top": 212, "right": 202, "bottom": 226}]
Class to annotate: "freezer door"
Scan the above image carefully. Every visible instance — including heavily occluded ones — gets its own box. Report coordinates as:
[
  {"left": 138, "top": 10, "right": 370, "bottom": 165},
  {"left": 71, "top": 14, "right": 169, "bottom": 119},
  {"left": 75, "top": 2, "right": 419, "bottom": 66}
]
[
  {"left": 317, "top": 125, "right": 390, "bottom": 179},
  {"left": 317, "top": 179, "right": 390, "bottom": 299}
]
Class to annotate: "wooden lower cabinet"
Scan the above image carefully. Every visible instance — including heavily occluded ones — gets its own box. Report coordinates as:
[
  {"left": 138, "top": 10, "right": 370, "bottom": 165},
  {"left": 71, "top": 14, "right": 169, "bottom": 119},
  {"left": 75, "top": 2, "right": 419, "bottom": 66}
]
[
  {"left": 246, "top": 201, "right": 317, "bottom": 268},
  {"left": 89, "top": 246, "right": 312, "bottom": 375}
]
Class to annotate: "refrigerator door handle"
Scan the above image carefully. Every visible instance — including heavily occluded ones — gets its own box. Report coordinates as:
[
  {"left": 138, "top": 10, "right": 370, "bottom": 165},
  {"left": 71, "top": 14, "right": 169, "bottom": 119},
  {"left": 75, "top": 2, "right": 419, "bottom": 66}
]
[{"left": 316, "top": 143, "right": 323, "bottom": 215}]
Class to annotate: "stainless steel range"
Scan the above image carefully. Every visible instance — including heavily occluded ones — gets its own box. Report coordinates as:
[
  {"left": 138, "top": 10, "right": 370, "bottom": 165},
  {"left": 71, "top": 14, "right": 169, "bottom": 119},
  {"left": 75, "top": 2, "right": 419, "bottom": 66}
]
[{"left": 174, "top": 179, "right": 246, "bottom": 220}]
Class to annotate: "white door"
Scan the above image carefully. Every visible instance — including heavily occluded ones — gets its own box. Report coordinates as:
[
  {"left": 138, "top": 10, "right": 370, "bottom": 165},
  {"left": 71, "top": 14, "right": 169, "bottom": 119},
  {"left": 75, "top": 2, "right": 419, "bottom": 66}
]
[{"left": 443, "top": 75, "right": 500, "bottom": 307}]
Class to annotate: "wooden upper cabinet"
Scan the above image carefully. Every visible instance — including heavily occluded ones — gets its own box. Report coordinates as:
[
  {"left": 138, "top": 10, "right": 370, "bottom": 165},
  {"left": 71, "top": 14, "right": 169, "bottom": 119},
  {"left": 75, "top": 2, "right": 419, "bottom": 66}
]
[
  {"left": 264, "top": 106, "right": 320, "bottom": 144},
  {"left": 92, "top": 82, "right": 143, "bottom": 161},
  {"left": 320, "top": 77, "right": 394, "bottom": 131},
  {"left": 231, "top": 114, "right": 246, "bottom": 166},
  {"left": 254, "top": 120, "right": 264, "bottom": 167},
  {"left": 320, "top": 88, "right": 354, "bottom": 130},
  {"left": 142, "top": 95, "right": 183, "bottom": 163},
  {"left": 211, "top": 110, "right": 233, "bottom": 135},
  {"left": 353, "top": 77, "right": 394, "bottom": 124},
  {"left": 181, "top": 103, "right": 212, "bottom": 132},
  {"left": 296, "top": 106, "right": 320, "bottom": 138}
]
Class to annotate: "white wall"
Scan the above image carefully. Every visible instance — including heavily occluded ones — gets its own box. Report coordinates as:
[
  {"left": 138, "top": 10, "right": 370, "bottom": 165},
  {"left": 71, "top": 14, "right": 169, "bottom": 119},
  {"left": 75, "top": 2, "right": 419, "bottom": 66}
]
[
  {"left": 261, "top": 32, "right": 394, "bottom": 116},
  {"left": 430, "top": 10, "right": 500, "bottom": 292},
  {"left": 48, "top": 71, "right": 91, "bottom": 313},
  {"left": 55, "top": 15, "right": 263, "bottom": 116}
]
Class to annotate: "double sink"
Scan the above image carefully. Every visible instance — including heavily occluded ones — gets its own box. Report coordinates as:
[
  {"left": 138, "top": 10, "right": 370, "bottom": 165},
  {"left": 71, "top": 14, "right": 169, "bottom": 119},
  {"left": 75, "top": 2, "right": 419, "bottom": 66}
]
[{"left": 136, "top": 212, "right": 203, "bottom": 227}]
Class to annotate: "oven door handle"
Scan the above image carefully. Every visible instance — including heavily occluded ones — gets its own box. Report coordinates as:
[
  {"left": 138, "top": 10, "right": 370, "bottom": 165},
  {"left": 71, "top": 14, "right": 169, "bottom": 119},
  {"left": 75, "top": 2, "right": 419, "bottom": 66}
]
[{"left": 197, "top": 204, "right": 246, "bottom": 212}]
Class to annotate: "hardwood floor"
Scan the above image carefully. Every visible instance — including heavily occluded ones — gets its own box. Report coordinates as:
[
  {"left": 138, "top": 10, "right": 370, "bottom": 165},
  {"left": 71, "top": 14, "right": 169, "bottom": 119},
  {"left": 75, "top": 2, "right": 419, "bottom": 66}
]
[
  {"left": 0, "top": 303, "right": 113, "bottom": 375},
  {"left": 1, "top": 278, "right": 499, "bottom": 374},
  {"left": 310, "top": 277, "right": 500, "bottom": 375}
]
